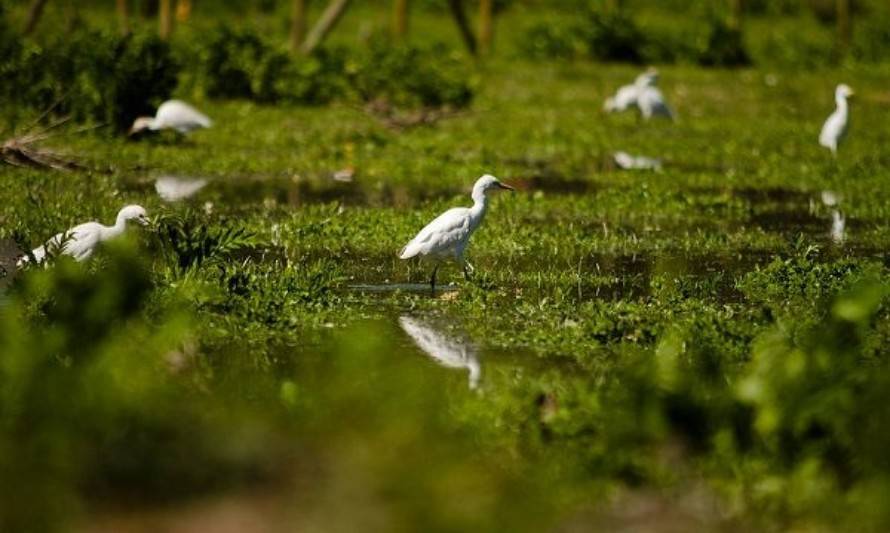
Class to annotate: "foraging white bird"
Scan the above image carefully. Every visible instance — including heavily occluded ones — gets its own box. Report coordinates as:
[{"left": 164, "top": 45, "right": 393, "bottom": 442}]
[
  {"left": 604, "top": 69, "right": 674, "bottom": 121},
  {"left": 819, "top": 84, "right": 854, "bottom": 156},
  {"left": 17, "top": 205, "right": 149, "bottom": 266},
  {"left": 129, "top": 100, "right": 212, "bottom": 135},
  {"left": 399, "top": 174, "right": 514, "bottom": 290},
  {"left": 399, "top": 315, "right": 481, "bottom": 390},
  {"left": 635, "top": 69, "right": 674, "bottom": 121}
]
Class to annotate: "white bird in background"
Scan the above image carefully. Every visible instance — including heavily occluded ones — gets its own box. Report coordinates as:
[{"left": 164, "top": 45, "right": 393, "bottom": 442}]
[
  {"left": 129, "top": 100, "right": 212, "bottom": 135},
  {"left": 399, "top": 316, "right": 481, "bottom": 390},
  {"left": 604, "top": 68, "right": 674, "bottom": 121},
  {"left": 400, "top": 174, "right": 514, "bottom": 290},
  {"left": 819, "top": 84, "right": 854, "bottom": 156},
  {"left": 17, "top": 205, "right": 150, "bottom": 266}
]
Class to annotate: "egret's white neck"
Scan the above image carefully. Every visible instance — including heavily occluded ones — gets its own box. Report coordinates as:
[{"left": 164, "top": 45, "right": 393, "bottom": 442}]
[
  {"left": 470, "top": 186, "right": 490, "bottom": 220},
  {"left": 835, "top": 94, "right": 849, "bottom": 114},
  {"left": 100, "top": 212, "right": 129, "bottom": 241}
]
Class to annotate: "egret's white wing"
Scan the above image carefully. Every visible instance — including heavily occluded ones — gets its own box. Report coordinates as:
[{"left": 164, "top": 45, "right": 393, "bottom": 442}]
[
  {"left": 47, "top": 222, "right": 103, "bottom": 262},
  {"left": 400, "top": 207, "right": 470, "bottom": 259},
  {"left": 155, "top": 100, "right": 212, "bottom": 133}
]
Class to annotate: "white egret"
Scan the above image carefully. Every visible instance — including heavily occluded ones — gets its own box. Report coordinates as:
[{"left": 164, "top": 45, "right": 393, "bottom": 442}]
[
  {"left": 635, "top": 69, "right": 675, "bottom": 121},
  {"left": 399, "top": 174, "right": 514, "bottom": 290},
  {"left": 129, "top": 100, "right": 212, "bottom": 135},
  {"left": 819, "top": 84, "right": 854, "bottom": 156},
  {"left": 613, "top": 151, "right": 662, "bottom": 171},
  {"left": 17, "top": 205, "right": 149, "bottom": 266},
  {"left": 604, "top": 69, "right": 674, "bottom": 121},
  {"left": 399, "top": 315, "right": 481, "bottom": 390}
]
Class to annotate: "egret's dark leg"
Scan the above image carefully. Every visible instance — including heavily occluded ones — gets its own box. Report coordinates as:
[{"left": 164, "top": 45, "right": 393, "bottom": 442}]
[{"left": 430, "top": 264, "right": 439, "bottom": 293}]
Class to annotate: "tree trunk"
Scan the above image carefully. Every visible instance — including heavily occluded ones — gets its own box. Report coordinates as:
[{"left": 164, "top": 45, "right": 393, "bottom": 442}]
[
  {"left": 116, "top": 0, "right": 130, "bottom": 35},
  {"left": 301, "top": 0, "right": 351, "bottom": 55},
  {"left": 392, "top": 0, "right": 408, "bottom": 40},
  {"left": 159, "top": 0, "right": 173, "bottom": 39},
  {"left": 176, "top": 0, "right": 191, "bottom": 22},
  {"left": 836, "top": 0, "right": 851, "bottom": 59},
  {"left": 478, "top": 0, "right": 493, "bottom": 55},
  {"left": 290, "top": 0, "right": 306, "bottom": 52},
  {"left": 23, "top": 0, "right": 49, "bottom": 35},
  {"left": 728, "top": 0, "right": 743, "bottom": 30},
  {"left": 446, "top": 0, "right": 476, "bottom": 55}
]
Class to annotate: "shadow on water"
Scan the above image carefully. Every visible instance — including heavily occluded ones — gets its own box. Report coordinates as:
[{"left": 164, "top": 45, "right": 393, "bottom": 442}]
[
  {"left": 349, "top": 282, "right": 459, "bottom": 295},
  {"left": 579, "top": 251, "right": 774, "bottom": 303}
]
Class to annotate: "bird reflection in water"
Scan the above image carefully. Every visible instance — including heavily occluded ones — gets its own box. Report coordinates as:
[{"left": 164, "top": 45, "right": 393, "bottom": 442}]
[{"left": 399, "top": 315, "right": 481, "bottom": 390}]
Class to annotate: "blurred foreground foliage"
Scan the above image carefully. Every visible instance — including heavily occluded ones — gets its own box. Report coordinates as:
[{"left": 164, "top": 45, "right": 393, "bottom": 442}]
[
  {"left": 0, "top": 242, "right": 555, "bottom": 532},
  {"left": 3, "top": 207, "right": 890, "bottom": 530}
]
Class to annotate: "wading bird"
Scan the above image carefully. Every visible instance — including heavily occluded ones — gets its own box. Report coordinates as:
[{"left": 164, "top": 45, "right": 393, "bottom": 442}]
[
  {"left": 129, "top": 100, "right": 212, "bottom": 135},
  {"left": 819, "top": 84, "right": 854, "bottom": 156},
  {"left": 399, "top": 174, "right": 514, "bottom": 291},
  {"left": 17, "top": 205, "right": 150, "bottom": 266}
]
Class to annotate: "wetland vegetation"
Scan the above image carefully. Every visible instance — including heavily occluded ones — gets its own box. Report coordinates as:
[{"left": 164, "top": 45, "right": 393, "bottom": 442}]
[{"left": 2, "top": 0, "right": 890, "bottom": 531}]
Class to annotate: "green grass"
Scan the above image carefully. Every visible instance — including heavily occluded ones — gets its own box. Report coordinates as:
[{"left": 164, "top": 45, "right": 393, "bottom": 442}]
[{"left": 4, "top": 5, "right": 890, "bottom": 532}]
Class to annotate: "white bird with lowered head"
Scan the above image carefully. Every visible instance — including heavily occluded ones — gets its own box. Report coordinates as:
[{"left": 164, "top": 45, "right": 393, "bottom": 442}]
[
  {"left": 130, "top": 100, "right": 212, "bottom": 135},
  {"left": 819, "top": 84, "right": 854, "bottom": 156},
  {"left": 17, "top": 205, "right": 150, "bottom": 266},
  {"left": 400, "top": 174, "right": 514, "bottom": 290}
]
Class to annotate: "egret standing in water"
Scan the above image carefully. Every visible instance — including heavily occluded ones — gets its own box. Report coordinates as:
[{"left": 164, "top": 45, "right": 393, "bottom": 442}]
[
  {"left": 400, "top": 174, "right": 514, "bottom": 290},
  {"left": 129, "top": 100, "right": 212, "bottom": 135},
  {"left": 819, "top": 84, "right": 854, "bottom": 156},
  {"left": 17, "top": 205, "right": 150, "bottom": 266}
]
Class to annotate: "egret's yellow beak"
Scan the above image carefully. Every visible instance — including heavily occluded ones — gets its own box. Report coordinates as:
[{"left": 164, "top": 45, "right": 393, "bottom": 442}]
[{"left": 498, "top": 183, "right": 515, "bottom": 192}]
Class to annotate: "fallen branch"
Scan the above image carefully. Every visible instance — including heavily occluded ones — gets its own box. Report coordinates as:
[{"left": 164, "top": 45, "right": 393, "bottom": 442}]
[{"left": 1, "top": 118, "right": 99, "bottom": 172}]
